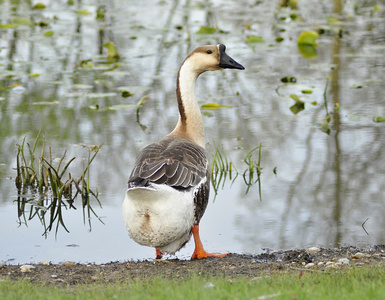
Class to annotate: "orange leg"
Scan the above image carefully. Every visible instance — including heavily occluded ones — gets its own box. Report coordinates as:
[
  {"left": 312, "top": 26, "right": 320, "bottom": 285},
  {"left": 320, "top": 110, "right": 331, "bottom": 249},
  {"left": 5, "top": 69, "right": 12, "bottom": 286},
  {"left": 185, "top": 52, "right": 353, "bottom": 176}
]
[
  {"left": 191, "top": 224, "right": 229, "bottom": 259},
  {"left": 156, "top": 248, "right": 163, "bottom": 259}
]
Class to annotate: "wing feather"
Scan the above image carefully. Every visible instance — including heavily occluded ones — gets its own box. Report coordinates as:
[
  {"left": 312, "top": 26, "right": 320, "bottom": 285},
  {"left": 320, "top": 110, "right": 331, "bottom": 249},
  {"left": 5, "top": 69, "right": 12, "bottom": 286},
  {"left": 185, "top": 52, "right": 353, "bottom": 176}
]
[{"left": 128, "top": 137, "right": 208, "bottom": 189}]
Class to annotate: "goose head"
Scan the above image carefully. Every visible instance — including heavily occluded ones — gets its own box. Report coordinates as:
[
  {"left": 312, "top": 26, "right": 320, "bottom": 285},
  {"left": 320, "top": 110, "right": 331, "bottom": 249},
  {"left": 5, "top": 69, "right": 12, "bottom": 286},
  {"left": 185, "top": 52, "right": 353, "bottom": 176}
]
[{"left": 185, "top": 44, "right": 245, "bottom": 74}]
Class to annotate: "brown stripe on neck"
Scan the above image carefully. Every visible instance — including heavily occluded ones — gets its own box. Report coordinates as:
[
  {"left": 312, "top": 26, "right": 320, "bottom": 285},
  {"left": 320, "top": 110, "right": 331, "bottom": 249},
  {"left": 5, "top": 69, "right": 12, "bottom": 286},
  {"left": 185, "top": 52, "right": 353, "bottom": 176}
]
[{"left": 176, "top": 70, "right": 187, "bottom": 130}]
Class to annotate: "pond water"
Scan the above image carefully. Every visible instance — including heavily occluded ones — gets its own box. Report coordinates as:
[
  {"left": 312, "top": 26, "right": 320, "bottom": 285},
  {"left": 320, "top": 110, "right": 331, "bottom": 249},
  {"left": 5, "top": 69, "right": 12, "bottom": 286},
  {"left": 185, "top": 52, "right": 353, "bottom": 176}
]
[{"left": 1, "top": 0, "right": 385, "bottom": 264}]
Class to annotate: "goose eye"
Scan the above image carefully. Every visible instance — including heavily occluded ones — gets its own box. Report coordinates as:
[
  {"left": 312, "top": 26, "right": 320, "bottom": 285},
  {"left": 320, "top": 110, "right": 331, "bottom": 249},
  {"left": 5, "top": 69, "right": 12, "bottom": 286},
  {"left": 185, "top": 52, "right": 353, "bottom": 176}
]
[{"left": 206, "top": 50, "right": 213, "bottom": 54}]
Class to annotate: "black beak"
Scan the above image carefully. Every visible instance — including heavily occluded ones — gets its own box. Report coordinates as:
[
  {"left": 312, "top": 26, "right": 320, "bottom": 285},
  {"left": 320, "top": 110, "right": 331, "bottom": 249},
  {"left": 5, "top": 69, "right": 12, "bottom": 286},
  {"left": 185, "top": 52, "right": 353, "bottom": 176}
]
[{"left": 218, "top": 44, "right": 245, "bottom": 70}]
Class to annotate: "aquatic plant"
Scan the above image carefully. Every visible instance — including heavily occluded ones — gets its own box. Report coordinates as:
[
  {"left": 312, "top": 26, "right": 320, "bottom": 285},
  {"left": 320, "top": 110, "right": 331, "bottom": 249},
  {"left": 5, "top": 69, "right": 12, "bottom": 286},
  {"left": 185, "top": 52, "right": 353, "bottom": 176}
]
[
  {"left": 317, "top": 77, "right": 331, "bottom": 134},
  {"left": 211, "top": 141, "right": 238, "bottom": 198},
  {"left": 15, "top": 130, "right": 103, "bottom": 237},
  {"left": 211, "top": 142, "right": 263, "bottom": 201}
]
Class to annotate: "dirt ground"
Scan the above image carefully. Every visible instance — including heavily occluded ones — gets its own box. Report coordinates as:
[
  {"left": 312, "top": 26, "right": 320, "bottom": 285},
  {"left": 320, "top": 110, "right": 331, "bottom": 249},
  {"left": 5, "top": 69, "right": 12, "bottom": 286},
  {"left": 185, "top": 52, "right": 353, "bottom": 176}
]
[{"left": 1, "top": 245, "right": 384, "bottom": 286}]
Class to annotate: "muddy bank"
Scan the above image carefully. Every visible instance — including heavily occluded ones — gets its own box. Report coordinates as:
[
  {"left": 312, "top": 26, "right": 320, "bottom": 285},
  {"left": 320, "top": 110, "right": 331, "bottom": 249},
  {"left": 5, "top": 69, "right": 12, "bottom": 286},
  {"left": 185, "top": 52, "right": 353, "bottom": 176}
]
[{"left": 1, "top": 246, "right": 384, "bottom": 286}]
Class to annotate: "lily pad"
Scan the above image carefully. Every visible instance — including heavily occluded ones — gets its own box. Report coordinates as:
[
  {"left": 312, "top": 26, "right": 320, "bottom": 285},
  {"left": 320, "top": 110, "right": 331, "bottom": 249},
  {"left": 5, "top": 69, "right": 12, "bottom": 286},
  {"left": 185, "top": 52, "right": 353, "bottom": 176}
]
[
  {"left": 201, "top": 103, "right": 232, "bottom": 110},
  {"left": 43, "top": 31, "right": 54, "bottom": 37},
  {"left": 121, "top": 90, "right": 134, "bottom": 98},
  {"left": 0, "top": 24, "right": 18, "bottom": 29},
  {"left": 12, "top": 17, "right": 33, "bottom": 26},
  {"left": 297, "top": 30, "right": 319, "bottom": 46},
  {"left": 245, "top": 35, "right": 265, "bottom": 43},
  {"left": 196, "top": 26, "right": 216, "bottom": 34},
  {"left": 298, "top": 44, "right": 318, "bottom": 60},
  {"left": 373, "top": 116, "right": 385, "bottom": 123},
  {"left": 281, "top": 77, "right": 297, "bottom": 83},
  {"left": 75, "top": 9, "right": 92, "bottom": 15},
  {"left": 289, "top": 94, "right": 305, "bottom": 114},
  {"left": 301, "top": 89, "right": 312, "bottom": 94},
  {"left": 103, "top": 42, "right": 120, "bottom": 61},
  {"left": 33, "top": 3, "right": 46, "bottom": 9}
]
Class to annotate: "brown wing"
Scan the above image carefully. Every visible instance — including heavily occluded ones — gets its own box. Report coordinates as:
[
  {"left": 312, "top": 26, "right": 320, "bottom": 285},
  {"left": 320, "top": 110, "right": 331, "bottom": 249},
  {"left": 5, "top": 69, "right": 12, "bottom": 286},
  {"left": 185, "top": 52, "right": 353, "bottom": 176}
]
[{"left": 128, "top": 137, "right": 209, "bottom": 190}]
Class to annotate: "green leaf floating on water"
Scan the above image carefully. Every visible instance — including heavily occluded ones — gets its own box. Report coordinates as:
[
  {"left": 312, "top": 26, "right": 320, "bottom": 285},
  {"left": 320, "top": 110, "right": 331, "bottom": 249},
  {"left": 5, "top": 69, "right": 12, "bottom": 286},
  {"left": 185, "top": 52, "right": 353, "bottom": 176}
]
[
  {"left": 33, "top": 3, "right": 46, "bottom": 9},
  {"left": 29, "top": 73, "right": 40, "bottom": 77},
  {"left": 373, "top": 116, "right": 385, "bottom": 123},
  {"left": 75, "top": 9, "right": 92, "bottom": 15},
  {"left": 297, "top": 30, "right": 319, "bottom": 60},
  {"left": 43, "top": 31, "right": 54, "bottom": 37},
  {"left": 297, "top": 30, "right": 319, "bottom": 45},
  {"left": 0, "top": 24, "right": 18, "bottom": 29},
  {"left": 196, "top": 26, "right": 216, "bottom": 34},
  {"left": 289, "top": 94, "right": 305, "bottom": 115},
  {"left": 301, "top": 89, "right": 312, "bottom": 94},
  {"left": 245, "top": 35, "right": 265, "bottom": 43},
  {"left": 121, "top": 90, "right": 134, "bottom": 98},
  {"left": 12, "top": 17, "right": 33, "bottom": 26},
  {"left": 201, "top": 103, "right": 232, "bottom": 110},
  {"left": 103, "top": 42, "right": 120, "bottom": 61}
]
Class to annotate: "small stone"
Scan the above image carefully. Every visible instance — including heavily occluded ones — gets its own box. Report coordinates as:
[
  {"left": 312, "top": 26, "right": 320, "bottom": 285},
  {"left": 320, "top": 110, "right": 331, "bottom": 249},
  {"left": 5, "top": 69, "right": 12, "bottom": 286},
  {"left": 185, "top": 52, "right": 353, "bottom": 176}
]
[
  {"left": 62, "top": 262, "right": 76, "bottom": 267},
  {"left": 305, "top": 263, "right": 315, "bottom": 268},
  {"left": 51, "top": 275, "right": 58, "bottom": 278},
  {"left": 337, "top": 258, "right": 350, "bottom": 265},
  {"left": 352, "top": 252, "right": 371, "bottom": 259},
  {"left": 306, "top": 247, "right": 321, "bottom": 254},
  {"left": 40, "top": 261, "right": 50, "bottom": 266},
  {"left": 325, "top": 262, "right": 337, "bottom": 269},
  {"left": 0, "top": 262, "right": 5, "bottom": 268},
  {"left": 317, "top": 262, "right": 325, "bottom": 266},
  {"left": 20, "top": 265, "right": 35, "bottom": 273}
]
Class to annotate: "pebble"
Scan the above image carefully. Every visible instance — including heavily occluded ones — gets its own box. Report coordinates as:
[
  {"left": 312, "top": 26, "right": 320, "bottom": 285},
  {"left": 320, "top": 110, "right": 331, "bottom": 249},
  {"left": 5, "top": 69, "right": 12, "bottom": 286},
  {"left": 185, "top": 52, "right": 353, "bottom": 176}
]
[
  {"left": 40, "top": 261, "right": 50, "bottom": 266},
  {"left": 337, "top": 258, "right": 350, "bottom": 265},
  {"left": 305, "top": 263, "right": 315, "bottom": 268},
  {"left": 0, "top": 262, "right": 5, "bottom": 268},
  {"left": 20, "top": 265, "right": 35, "bottom": 273},
  {"left": 306, "top": 247, "right": 321, "bottom": 254},
  {"left": 317, "top": 262, "right": 325, "bottom": 266},
  {"left": 352, "top": 252, "right": 371, "bottom": 259},
  {"left": 51, "top": 275, "right": 58, "bottom": 278}
]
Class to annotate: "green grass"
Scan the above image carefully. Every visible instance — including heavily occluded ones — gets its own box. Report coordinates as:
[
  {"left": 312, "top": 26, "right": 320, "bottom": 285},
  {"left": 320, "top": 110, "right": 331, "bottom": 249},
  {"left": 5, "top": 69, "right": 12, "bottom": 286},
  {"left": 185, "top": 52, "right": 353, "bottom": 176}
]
[{"left": 1, "top": 266, "right": 385, "bottom": 299}]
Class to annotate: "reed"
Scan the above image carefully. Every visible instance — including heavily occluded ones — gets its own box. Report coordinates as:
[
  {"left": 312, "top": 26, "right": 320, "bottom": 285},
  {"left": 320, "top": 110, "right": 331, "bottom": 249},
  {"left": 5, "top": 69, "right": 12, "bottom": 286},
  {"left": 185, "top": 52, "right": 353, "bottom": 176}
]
[
  {"left": 15, "top": 132, "right": 103, "bottom": 237},
  {"left": 211, "top": 141, "right": 238, "bottom": 198},
  {"left": 211, "top": 141, "right": 263, "bottom": 201}
]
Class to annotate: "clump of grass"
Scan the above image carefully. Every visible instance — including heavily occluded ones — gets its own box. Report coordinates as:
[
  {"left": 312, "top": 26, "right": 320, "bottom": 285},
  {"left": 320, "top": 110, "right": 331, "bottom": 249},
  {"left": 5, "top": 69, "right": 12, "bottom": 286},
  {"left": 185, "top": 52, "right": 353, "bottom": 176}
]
[
  {"left": 242, "top": 144, "right": 263, "bottom": 200},
  {"left": 211, "top": 141, "right": 238, "bottom": 198},
  {"left": 15, "top": 130, "right": 103, "bottom": 237},
  {"left": 211, "top": 141, "right": 263, "bottom": 201}
]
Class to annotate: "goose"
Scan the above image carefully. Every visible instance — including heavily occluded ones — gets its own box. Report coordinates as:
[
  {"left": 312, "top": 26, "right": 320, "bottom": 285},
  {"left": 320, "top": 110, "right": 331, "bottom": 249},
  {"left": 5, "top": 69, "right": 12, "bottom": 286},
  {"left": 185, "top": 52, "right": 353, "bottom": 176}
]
[{"left": 123, "top": 44, "right": 244, "bottom": 259}]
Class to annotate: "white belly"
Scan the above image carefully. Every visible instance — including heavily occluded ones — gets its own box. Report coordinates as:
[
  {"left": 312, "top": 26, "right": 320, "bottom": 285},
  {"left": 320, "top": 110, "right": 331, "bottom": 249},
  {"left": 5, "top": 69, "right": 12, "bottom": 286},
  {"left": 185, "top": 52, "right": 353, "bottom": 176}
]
[{"left": 122, "top": 184, "right": 195, "bottom": 254}]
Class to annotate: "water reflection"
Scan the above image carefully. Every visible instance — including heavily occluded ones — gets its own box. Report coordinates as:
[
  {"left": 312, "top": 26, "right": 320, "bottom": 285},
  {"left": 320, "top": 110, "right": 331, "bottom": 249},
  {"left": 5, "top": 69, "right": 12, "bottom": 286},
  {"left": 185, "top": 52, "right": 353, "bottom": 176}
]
[
  {"left": 0, "top": 0, "right": 385, "bottom": 263},
  {"left": 15, "top": 186, "right": 103, "bottom": 238}
]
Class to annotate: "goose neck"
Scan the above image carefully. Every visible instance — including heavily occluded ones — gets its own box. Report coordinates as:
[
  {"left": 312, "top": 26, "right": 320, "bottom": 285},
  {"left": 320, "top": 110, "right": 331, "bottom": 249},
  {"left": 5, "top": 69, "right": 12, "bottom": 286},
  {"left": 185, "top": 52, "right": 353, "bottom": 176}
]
[{"left": 172, "top": 59, "right": 205, "bottom": 147}]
